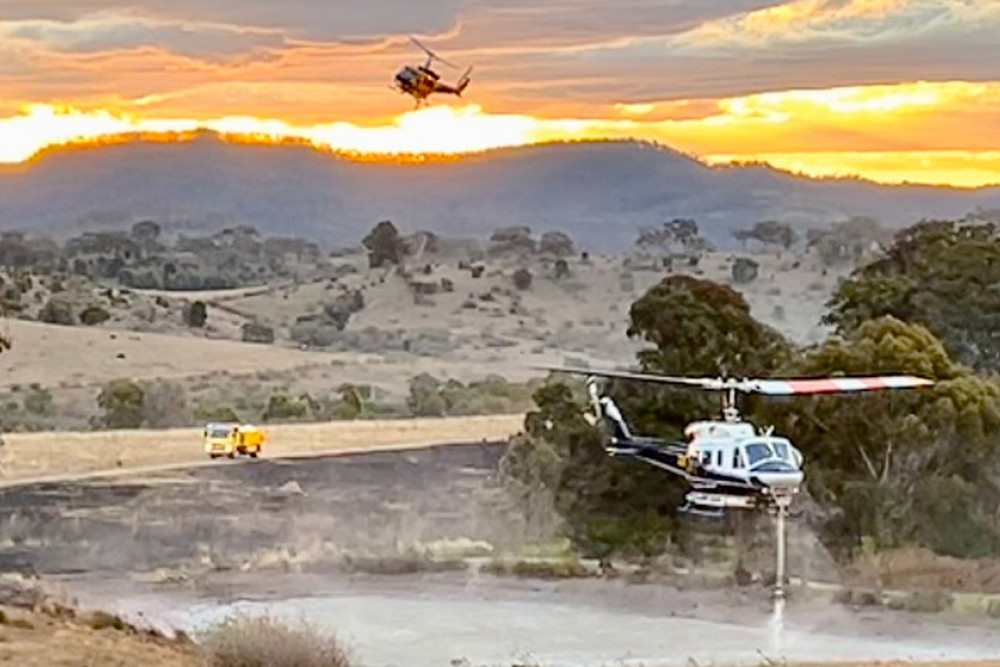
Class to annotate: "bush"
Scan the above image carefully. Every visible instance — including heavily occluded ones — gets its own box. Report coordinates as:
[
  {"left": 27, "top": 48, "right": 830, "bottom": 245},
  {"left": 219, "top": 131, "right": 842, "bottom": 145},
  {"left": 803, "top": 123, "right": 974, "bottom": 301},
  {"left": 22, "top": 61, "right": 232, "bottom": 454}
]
[
  {"left": 202, "top": 615, "right": 351, "bottom": 667},
  {"left": 242, "top": 321, "right": 275, "bottom": 344},
  {"left": 23, "top": 385, "right": 54, "bottom": 416},
  {"left": 39, "top": 297, "right": 74, "bottom": 325},
  {"left": 513, "top": 268, "right": 533, "bottom": 290},
  {"left": 407, "top": 373, "right": 445, "bottom": 417},
  {"left": 731, "top": 257, "right": 759, "bottom": 284},
  {"left": 263, "top": 394, "right": 310, "bottom": 422},
  {"left": 195, "top": 405, "right": 240, "bottom": 423},
  {"left": 142, "top": 380, "right": 190, "bottom": 428},
  {"left": 184, "top": 300, "right": 208, "bottom": 328},
  {"left": 79, "top": 305, "right": 111, "bottom": 326},
  {"left": 95, "top": 379, "right": 145, "bottom": 429}
]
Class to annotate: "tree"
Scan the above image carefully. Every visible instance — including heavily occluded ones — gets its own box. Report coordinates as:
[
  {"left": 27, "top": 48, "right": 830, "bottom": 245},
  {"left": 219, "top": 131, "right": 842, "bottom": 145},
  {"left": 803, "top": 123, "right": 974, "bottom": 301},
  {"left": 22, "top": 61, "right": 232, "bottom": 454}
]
[
  {"left": 824, "top": 219, "right": 1000, "bottom": 370},
  {"left": 502, "top": 276, "right": 792, "bottom": 563},
  {"left": 636, "top": 219, "right": 711, "bottom": 255},
  {"left": 627, "top": 275, "right": 790, "bottom": 378},
  {"left": 184, "top": 301, "right": 208, "bottom": 328},
  {"left": 757, "top": 316, "right": 1000, "bottom": 559},
  {"left": 362, "top": 220, "right": 406, "bottom": 268},
  {"left": 733, "top": 220, "right": 798, "bottom": 251},
  {"left": 540, "top": 231, "right": 575, "bottom": 257},
  {"left": 96, "top": 379, "right": 145, "bottom": 429}
]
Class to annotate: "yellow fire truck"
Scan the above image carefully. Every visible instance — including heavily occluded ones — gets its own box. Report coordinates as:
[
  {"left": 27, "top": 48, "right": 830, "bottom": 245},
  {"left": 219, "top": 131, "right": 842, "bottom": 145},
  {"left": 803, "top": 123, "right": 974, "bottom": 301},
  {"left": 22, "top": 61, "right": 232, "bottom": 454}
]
[{"left": 203, "top": 422, "right": 266, "bottom": 459}]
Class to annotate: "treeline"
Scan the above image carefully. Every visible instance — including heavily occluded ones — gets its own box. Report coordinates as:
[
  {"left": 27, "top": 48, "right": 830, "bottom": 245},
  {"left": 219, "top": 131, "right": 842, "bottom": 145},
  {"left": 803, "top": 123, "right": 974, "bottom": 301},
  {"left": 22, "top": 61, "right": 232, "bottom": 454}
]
[
  {"left": 504, "top": 217, "right": 1000, "bottom": 565},
  {"left": 0, "top": 222, "right": 326, "bottom": 291}
]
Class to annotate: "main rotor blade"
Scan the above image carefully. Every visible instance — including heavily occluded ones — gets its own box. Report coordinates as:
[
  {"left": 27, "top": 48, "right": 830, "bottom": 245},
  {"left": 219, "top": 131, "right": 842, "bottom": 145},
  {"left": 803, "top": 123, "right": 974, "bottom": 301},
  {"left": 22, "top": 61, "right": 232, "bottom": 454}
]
[
  {"left": 745, "top": 376, "right": 934, "bottom": 395},
  {"left": 533, "top": 365, "right": 726, "bottom": 390},
  {"left": 533, "top": 366, "right": 934, "bottom": 395},
  {"left": 409, "top": 35, "right": 458, "bottom": 68}
]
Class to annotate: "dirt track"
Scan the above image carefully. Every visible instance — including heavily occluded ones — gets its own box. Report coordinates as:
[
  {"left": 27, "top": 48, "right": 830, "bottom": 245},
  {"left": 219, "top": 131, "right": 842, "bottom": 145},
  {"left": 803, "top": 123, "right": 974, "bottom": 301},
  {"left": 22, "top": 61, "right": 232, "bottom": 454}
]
[{"left": 0, "top": 414, "right": 523, "bottom": 484}]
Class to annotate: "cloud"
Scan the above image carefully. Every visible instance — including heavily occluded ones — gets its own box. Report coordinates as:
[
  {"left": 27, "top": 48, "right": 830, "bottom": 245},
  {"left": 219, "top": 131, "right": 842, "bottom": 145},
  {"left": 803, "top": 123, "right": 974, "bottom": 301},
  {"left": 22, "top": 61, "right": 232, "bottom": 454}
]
[
  {"left": 0, "top": 12, "right": 287, "bottom": 62},
  {"left": 672, "top": 0, "right": 1000, "bottom": 50}
]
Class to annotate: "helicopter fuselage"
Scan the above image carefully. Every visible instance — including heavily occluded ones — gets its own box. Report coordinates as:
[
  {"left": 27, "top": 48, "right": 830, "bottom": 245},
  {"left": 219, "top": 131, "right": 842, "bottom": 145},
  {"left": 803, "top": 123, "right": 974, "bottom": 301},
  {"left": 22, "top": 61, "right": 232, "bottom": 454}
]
[
  {"left": 595, "top": 394, "right": 803, "bottom": 516},
  {"left": 393, "top": 63, "right": 470, "bottom": 103}
]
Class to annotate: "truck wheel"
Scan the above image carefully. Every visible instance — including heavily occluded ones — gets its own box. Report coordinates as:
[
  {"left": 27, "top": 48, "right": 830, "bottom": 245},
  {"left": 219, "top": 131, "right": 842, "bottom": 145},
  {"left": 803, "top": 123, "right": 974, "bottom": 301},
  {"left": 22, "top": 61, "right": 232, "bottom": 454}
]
[
  {"left": 226, "top": 452, "right": 235, "bottom": 459},
  {"left": 250, "top": 452, "right": 258, "bottom": 458},
  {"left": 209, "top": 454, "right": 220, "bottom": 459}
]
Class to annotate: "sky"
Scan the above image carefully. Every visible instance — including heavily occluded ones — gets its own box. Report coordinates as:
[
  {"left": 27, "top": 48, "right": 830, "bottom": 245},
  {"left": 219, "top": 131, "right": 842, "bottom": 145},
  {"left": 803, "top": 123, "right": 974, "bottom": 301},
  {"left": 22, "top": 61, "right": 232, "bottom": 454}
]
[{"left": 0, "top": 0, "right": 999, "bottom": 187}]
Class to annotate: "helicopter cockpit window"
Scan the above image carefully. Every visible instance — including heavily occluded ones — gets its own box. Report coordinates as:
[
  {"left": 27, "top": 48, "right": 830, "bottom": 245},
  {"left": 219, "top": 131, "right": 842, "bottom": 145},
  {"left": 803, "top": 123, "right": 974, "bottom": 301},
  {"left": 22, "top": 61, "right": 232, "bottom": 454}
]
[
  {"left": 744, "top": 442, "right": 773, "bottom": 466},
  {"left": 773, "top": 442, "right": 790, "bottom": 461}
]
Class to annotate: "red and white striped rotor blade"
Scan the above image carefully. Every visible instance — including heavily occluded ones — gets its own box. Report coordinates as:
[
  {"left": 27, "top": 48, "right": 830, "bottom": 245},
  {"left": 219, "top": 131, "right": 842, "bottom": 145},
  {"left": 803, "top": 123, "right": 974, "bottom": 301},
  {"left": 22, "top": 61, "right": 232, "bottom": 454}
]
[{"left": 746, "top": 376, "right": 934, "bottom": 396}]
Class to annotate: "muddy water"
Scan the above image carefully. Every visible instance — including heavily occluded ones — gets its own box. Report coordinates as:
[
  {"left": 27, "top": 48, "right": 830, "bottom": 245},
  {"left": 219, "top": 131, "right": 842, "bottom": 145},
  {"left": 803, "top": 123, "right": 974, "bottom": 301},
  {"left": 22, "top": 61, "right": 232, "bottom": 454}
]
[{"left": 75, "top": 575, "right": 1000, "bottom": 667}]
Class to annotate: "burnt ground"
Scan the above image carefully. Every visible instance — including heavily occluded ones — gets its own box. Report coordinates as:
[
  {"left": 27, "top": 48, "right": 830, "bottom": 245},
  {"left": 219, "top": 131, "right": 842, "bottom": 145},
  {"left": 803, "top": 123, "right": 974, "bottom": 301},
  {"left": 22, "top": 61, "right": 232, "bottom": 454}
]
[{"left": 0, "top": 442, "right": 514, "bottom": 577}]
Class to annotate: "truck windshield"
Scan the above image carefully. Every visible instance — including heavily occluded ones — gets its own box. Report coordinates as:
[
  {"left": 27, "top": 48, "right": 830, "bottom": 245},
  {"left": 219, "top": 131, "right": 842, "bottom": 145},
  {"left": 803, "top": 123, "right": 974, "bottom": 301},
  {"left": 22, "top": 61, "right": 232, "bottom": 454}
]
[{"left": 207, "top": 427, "right": 231, "bottom": 439}]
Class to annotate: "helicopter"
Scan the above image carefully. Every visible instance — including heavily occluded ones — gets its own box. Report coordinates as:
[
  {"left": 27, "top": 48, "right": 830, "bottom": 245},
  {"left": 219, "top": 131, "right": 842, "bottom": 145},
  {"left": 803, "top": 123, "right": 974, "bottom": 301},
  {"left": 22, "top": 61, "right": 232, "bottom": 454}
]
[
  {"left": 543, "top": 367, "right": 934, "bottom": 518},
  {"left": 392, "top": 36, "right": 472, "bottom": 107}
]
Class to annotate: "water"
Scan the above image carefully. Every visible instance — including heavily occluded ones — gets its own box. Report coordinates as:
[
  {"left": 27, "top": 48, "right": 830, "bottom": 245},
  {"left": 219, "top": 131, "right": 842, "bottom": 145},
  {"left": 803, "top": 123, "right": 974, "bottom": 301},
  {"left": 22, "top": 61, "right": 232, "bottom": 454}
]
[
  {"left": 767, "top": 596, "right": 785, "bottom": 655},
  {"left": 117, "top": 587, "right": 1000, "bottom": 667}
]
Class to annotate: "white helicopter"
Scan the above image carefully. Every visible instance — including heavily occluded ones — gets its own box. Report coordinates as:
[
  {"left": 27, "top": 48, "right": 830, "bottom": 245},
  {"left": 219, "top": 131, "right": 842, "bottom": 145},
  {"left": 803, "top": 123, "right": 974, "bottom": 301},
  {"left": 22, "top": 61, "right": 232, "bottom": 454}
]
[{"left": 544, "top": 367, "right": 934, "bottom": 517}]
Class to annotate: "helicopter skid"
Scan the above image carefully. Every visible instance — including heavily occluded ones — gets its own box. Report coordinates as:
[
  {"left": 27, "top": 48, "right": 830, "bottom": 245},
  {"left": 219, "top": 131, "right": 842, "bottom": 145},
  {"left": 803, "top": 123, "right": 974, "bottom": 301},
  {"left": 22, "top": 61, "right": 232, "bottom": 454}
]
[{"left": 685, "top": 491, "right": 757, "bottom": 510}]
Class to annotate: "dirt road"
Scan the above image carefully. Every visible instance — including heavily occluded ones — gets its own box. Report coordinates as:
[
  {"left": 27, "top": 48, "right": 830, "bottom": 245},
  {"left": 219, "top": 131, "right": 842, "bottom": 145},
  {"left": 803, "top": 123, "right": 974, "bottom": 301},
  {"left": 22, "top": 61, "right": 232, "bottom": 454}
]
[{"left": 0, "top": 414, "right": 523, "bottom": 484}]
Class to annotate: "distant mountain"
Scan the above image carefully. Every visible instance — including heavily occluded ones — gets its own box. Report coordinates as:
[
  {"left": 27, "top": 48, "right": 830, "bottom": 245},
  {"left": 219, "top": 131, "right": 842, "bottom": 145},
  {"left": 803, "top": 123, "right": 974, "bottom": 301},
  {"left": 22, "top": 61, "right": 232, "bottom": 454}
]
[{"left": 1, "top": 134, "right": 998, "bottom": 251}]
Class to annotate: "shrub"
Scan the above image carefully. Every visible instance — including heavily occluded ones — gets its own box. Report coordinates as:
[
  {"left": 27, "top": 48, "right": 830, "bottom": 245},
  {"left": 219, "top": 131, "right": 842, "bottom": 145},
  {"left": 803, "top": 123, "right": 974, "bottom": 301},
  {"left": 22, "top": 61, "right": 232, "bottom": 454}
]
[
  {"left": 87, "top": 611, "right": 127, "bottom": 631},
  {"left": 242, "top": 321, "right": 275, "bottom": 344},
  {"left": 202, "top": 615, "right": 351, "bottom": 667},
  {"left": 23, "top": 385, "right": 54, "bottom": 416},
  {"left": 184, "top": 300, "right": 208, "bottom": 328},
  {"left": 512, "top": 268, "right": 532, "bottom": 290},
  {"left": 39, "top": 297, "right": 75, "bottom": 325},
  {"left": 95, "top": 379, "right": 145, "bottom": 429},
  {"left": 195, "top": 405, "right": 241, "bottom": 423},
  {"left": 79, "top": 305, "right": 111, "bottom": 326},
  {"left": 263, "top": 394, "right": 310, "bottom": 422}
]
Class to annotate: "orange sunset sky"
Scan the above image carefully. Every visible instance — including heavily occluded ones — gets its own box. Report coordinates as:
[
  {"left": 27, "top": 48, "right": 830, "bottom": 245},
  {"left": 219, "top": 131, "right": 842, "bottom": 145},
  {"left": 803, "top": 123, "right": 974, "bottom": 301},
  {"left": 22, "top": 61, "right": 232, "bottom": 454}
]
[{"left": 1, "top": 0, "right": 999, "bottom": 187}]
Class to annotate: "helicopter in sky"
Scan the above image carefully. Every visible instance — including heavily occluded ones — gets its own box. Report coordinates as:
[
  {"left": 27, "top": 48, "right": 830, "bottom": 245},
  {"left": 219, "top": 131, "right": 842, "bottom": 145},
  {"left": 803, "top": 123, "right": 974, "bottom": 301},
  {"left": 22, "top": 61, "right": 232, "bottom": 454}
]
[
  {"left": 543, "top": 367, "right": 934, "bottom": 518},
  {"left": 392, "top": 36, "right": 472, "bottom": 107}
]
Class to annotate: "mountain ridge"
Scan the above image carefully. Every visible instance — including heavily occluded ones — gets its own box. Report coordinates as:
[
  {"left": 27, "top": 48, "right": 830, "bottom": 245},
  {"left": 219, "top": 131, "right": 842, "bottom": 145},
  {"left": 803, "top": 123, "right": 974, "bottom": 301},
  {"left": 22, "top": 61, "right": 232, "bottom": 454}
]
[{"left": 1, "top": 134, "right": 998, "bottom": 250}]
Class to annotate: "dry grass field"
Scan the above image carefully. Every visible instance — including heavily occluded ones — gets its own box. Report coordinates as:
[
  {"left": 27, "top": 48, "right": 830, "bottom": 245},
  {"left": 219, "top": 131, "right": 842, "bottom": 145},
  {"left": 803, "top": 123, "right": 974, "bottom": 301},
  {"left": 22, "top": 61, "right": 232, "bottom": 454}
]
[{"left": 0, "top": 414, "right": 523, "bottom": 482}]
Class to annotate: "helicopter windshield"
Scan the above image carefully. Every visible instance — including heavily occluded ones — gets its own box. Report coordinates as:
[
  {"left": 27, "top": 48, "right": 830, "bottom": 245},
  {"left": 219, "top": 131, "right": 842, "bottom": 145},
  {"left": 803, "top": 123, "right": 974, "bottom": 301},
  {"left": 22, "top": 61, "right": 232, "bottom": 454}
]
[
  {"left": 744, "top": 442, "right": 773, "bottom": 466},
  {"left": 744, "top": 439, "right": 796, "bottom": 467}
]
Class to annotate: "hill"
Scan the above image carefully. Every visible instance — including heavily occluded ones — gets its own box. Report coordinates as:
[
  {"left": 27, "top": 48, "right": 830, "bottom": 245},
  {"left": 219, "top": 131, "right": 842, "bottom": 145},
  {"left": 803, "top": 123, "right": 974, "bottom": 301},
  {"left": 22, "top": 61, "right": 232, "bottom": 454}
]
[{"left": 1, "top": 135, "right": 998, "bottom": 250}]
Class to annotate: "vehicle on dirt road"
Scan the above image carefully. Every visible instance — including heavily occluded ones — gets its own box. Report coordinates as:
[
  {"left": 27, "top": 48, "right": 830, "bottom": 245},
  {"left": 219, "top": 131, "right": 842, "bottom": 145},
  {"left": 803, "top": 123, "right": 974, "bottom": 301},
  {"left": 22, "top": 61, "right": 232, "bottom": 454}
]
[{"left": 203, "top": 422, "right": 266, "bottom": 459}]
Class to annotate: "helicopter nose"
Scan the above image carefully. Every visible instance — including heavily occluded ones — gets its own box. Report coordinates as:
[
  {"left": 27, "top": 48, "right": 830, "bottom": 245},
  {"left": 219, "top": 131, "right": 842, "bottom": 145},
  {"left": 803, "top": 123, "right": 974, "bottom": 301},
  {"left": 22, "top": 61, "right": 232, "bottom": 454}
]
[{"left": 753, "top": 469, "right": 804, "bottom": 490}]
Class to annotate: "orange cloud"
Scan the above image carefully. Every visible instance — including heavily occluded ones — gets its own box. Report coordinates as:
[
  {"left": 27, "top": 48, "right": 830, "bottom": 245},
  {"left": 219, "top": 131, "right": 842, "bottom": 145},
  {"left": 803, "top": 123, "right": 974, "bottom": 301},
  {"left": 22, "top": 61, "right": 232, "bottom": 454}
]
[{"left": 1, "top": 79, "right": 998, "bottom": 188}]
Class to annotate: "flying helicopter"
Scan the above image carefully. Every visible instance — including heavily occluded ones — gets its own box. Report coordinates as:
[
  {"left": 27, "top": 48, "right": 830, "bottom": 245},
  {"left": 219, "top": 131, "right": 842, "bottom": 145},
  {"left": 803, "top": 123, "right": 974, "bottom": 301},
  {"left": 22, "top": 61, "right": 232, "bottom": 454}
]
[
  {"left": 542, "top": 367, "right": 934, "bottom": 518},
  {"left": 392, "top": 37, "right": 472, "bottom": 107}
]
